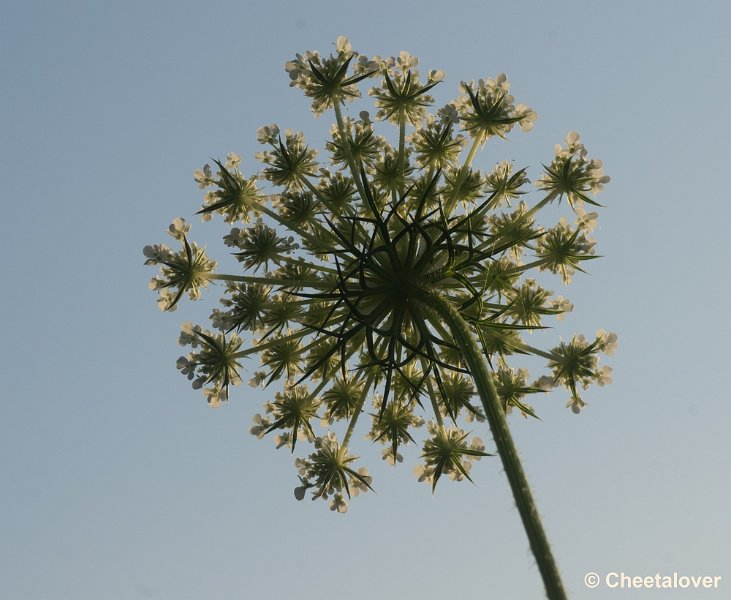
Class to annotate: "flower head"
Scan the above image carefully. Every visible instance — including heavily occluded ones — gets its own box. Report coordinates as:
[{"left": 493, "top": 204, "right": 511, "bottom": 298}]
[
  {"left": 144, "top": 37, "right": 615, "bottom": 512},
  {"left": 536, "top": 132, "right": 610, "bottom": 210},
  {"left": 143, "top": 219, "right": 216, "bottom": 311},
  {"left": 457, "top": 74, "right": 536, "bottom": 142}
]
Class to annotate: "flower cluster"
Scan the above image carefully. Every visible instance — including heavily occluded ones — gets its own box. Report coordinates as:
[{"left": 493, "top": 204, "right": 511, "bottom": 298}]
[
  {"left": 144, "top": 218, "right": 217, "bottom": 311},
  {"left": 536, "top": 131, "right": 610, "bottom": 209},
  {"left": 144, "top": 37, "right": 616, "bottom": 511},
  {"left": 294, "top": 432, "right": 373, "bottom": 512},
  {"left": 456, "top": 73, "right": 537, "bottom": 142},
  {"left": 176, "top": 322, "right": 243, "bottom": 407},
  {"left": 546, "top": 330, "right": 617, "bottom": 413},
  {"left": 414, "top": 421, "right": 489, "bottom": 489}
]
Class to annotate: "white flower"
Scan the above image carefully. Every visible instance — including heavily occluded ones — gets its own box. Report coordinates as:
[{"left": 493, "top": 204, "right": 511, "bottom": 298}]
[
  {"left": 248, "top": 371, "right": 266, "bottom": 387},
  {"left": 589, "top": 160, "right": 611, "bottom": 192},
  {"left": 413, "top": 463, "right": 432, "bottom": 484},
  {"left": 437, "top": 103, "right": 459, "bottom": 124},
  {"left": 179, "top": 322, "right": 202, "bottom": 347},
  {"left": 595, "top": 329, "right": 618, "bottom": 356},
  {"left": 256, "top": 124, "right": 280, "bottom": 145},
  {"left": 551, "top": 296, "right": 574, "bottom": 320},
  {"left": 249, "top": 414, "right": 269, "bottom": 438},
  {"left": 516, "top": 103, "right": 537, "bottom": 131},
  {"left": 534, "top": 375, "right": 556, "bottom": 391},
  {"left": 449, "top": 460, "right": 471, "bottom": 481},
  {"left": 350, "top": 468, "right": 372, "bottom": 497},
  {"left": 157, "top": 288, "right": 177, "bottom": 312},
  {"left": 575, "top": 207, "right": 599, "bottom": 232},
  {"left": 176, "top": 355, "right": 196, "bottom": 380},
  {"left": 203, "top": 386, "right": 227, "bottom": 408},
  {"left": 428, "top": 69, "right": 445, "bottom": 82},
  {"left": 382, "top": 447, "right": 403, "bottom": 465},
  {"left": 330, "top": 493, "right": 348, "bottom": 513},
  {"left": 225, "top": 152, "right": 241, "bottom": 169},
  {"left": 142, "top": 243, "right": 169, "bottom": 264},
  {"left": 193, "top": 164, "right": 212, "bottom": 189},
  {"left": 566, "top": 396, "right": 587, "bottom": 414},
  {"left": 398, "top": 50, "right": 418, "bottom": 69},
  {"left": 274, "top": 433, "right": 291, "bottom": 449},
  {"left": 596, "top": 366, "right": 613, "bottom": 386},
  {"left": 335, "top": 36, "right": 351, "bottom": 54},
  {"left": 167, "top": 217, "right": 190, "bottom": 241}
]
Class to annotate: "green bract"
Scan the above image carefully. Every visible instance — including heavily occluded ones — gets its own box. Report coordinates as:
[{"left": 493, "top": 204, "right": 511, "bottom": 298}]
[{"left": 144, "top": 36, "right": 617, "bottom": 600}]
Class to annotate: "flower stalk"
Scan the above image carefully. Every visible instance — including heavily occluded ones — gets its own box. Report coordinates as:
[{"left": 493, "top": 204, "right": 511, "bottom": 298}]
[{"left": 425, "top": 289, "right": 567, "bottom": 599}]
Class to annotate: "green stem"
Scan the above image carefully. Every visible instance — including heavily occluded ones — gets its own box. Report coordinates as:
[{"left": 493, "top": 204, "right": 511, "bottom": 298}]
[
  {"left": 464, "top": 132, "right": 484, "bottom": 168},
  {"left": 207, "top": 273, "right": 329, "bottom": 288},
  {"left": 296, "top": 175, "right": 355, "bottom": 220},
  {"left": 251, "top": 197, "right": 331, "bottom": 253},
  {"left": 524, "top": 190, "right": 559, "bottom": 220},
  {"left": 273, "top": 255, "right": 338, "bottom": 275},
  {"left": 513, "top": 341, "right": 555, "bottom": 362},
  {"left": 398, "top": 107, "right": 406, "bottom": 196},
  {"left": 505, "top": 257, "right": 553, "bottom": 275},
  {"left": 423, "top": 290, "right": 567, "bottom": 600},
  {"left": 332, "top": 99, "right": 370, "bottom": 207},
  {"left": 232, "top": 328, "right": 311, "bottom": 359},
  {"left": 423, "top": 375, "right": 447, "bottom": 434},
  {"left": 342, "top": 372, "right": 376, "bottom": 447},
  {"left": 444, "top": 133, "right": 485, "bottom": 215}
]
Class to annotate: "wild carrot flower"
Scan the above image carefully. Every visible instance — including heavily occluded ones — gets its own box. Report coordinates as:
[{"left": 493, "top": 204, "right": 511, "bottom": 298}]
[{"left": 144, "top": 37, "right": 616, "bottom": 599}]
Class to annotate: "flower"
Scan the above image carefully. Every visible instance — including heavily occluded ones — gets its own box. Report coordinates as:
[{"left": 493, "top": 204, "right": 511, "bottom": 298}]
[
  {"left": 143, "top": 220, "right": 216, "bottom": 311},
  {"left": 457, "top": 74, "right": 536, "bottom": 142},
  {"left": 548, "top": 331, "right": 615, "bottom": 411},
  {"left": 295, "top": 433, "right": 373, "bottom": 501},
  {"left": 536, "top": 132, "right": 610, "bottom": 210},
  {"left": 256, "top": 124, "right": 280, "bottom": 145},
  {"left": 535, "top": 218, "right": 597, "bottom": 284},
  {"left": 176, "top": 325, "right": 243, "bottom": 403},
  {"left": 595, "top": 329, "right": 619, "bottom": 355},
  {"left": 550, "top": 296, "right": 574, "bottom": 320},
  {"left": 566, "top": 395, "right": 587, "bottom": 414},
  {"left": 417, "top": 421, "right": 490, "bottom": 490},
  {"left": 249, "top": 413, "right": 270, "bottom": 439},
  {"left": 284, "top": 41, "right": 378, "bottom": 116},
  {"left": 144, "top": 38, "right": 615, "bottom": 515},
  {"left": 369, "top": 56, "right": 442, "bottom": 125},
  {"left": 255, "top": 129, "right": 319, "bottom": 190}
]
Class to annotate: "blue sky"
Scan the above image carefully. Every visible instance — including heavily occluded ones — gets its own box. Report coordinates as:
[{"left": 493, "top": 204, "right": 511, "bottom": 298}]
[{"left": 2, "top": 1, "right": 730, "bottom": 598}]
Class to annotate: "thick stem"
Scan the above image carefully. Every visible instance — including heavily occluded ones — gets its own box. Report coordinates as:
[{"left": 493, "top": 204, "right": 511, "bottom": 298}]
[{"left": 424, "top": 291, "right": 567, "bottom": 600}]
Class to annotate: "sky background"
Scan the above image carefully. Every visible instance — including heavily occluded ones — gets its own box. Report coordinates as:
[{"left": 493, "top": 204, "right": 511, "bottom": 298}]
[{"left": 2, "top": 1, "right": 730, "bottom": 598}]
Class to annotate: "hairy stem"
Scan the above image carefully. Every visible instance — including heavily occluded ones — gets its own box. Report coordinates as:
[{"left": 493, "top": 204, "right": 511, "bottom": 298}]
[{"left": 424, "top": 290, "right": 567, "bottom": 600}]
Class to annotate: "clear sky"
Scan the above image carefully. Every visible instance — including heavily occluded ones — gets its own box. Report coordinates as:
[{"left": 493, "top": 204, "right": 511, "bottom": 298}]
[{"left": 2, "top": 1, "right": 730, "bottom": 598}]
